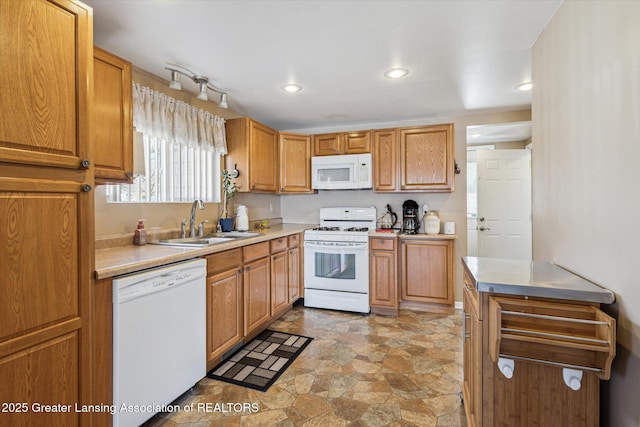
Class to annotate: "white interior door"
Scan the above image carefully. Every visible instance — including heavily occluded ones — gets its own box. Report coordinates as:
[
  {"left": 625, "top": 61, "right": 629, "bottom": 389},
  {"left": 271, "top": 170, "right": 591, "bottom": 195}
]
[{"left": 477, "top": 149, "right": 532, "bottom": 260}]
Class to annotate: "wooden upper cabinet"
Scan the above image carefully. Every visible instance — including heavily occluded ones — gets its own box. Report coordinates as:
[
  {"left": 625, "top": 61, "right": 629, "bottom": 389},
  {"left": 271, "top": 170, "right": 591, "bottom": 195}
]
[
  {"left": 226, "top": 118, "right": 278, "bottom": 193},
  {"left": 313, "top": 131, "right": 371, "bottom": 156},
  {"left": 399, "top": 124, "right": 454, "bottom": 192},
  {"left": 313, "top": 133, "right": 342, "bottom": 156},
  {"left": 278, "top": 132, "right": 312, "bottom": 193},
  {"left": 0, "top": 0, "right": 92, "bottom": 171},
  {"left": 93, "top": 47, "right": 133, "bottom": 183},
  {"left": 372, "top": 129, "right": 397, "bottom": 192},
  {"left": 343, "top": 131, "right": 371, "bottom": 154}
]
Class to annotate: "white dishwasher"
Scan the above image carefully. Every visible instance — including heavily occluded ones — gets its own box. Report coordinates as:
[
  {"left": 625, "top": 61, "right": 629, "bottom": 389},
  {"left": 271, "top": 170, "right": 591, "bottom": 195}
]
[{"left": 113, "top": 258, "right": 206, "bottom": 427}]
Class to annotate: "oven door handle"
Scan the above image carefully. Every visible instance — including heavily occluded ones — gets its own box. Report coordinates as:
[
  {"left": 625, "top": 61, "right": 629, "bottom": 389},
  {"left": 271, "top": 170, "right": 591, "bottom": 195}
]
[{"left": 304, "top": 241, "right": 368, "bottom": 249}]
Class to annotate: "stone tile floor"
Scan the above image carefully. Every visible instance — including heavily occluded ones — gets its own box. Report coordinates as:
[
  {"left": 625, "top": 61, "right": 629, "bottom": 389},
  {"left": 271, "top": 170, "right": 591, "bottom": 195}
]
[{"left": 146, "top": 306, "right": 467, "bottom": 426}]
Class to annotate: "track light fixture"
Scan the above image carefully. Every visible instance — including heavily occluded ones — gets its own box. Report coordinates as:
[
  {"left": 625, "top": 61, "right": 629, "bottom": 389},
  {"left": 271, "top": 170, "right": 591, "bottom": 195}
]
[{"left": 164, "top": 64, "right": 228, "bottom": 108}]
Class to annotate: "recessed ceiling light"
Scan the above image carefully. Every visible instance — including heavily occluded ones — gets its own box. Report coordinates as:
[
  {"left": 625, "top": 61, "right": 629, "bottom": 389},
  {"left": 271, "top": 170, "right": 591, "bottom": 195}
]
[
  {"left": 281, "top": 84, "right": 302, "bottom": 93},
  {"left": 384, "top": 68, "right": 409, "bottom": 79},
  {"left": 516, "top": 82, "right": 533, "bottom": 91}
]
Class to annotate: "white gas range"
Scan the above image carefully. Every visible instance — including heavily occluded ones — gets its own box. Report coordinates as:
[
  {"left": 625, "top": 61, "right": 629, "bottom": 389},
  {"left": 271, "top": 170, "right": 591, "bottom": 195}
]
[{"left": 303, "top": 207, "right": 376, "bottom": 314}]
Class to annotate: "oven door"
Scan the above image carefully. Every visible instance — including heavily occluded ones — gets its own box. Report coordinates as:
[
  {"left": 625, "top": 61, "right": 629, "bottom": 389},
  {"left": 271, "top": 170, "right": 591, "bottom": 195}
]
[{"left": 303, "top": 241, "right": 369, "bottom": 293}]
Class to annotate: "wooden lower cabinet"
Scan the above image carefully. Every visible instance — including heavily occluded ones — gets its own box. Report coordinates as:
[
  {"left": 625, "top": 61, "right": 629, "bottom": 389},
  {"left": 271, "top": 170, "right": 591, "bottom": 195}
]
[
  {"left": 400, "top": 238, "right": 454, "bottom": 308},
  {"left": 207, "top": 268, "right": 243, "bottom": 366},
  {"left": 243, "top": 256, "right": 271, "bottom": 337},
  {"left": 288, "top": 246, "right": 301, "bottom": 302},
  {"left": 462, "top": 286, "right": 482, "bottom": 426},
  {"left": 270, "top": 250, "right": 289, "bottom": 316},
  {"left": 369, "top": 236, "right": 398, "bottom": 315}
]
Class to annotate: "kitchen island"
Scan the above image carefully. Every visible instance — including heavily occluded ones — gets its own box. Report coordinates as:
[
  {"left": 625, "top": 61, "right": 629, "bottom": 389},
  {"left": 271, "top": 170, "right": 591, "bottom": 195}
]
[{"left": 461, "top": 256, "right": 616, "bottom": 427}]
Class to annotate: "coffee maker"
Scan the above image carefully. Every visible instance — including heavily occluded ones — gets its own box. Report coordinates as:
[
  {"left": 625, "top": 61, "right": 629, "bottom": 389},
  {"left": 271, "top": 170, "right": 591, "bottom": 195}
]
[{"left": 401, "top": 199, "right": 420, "bottom": 234}]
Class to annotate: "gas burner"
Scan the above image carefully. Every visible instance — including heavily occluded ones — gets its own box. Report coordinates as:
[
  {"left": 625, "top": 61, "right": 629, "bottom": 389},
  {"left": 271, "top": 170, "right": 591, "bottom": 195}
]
[
  {"left": 312, "top": 226, "right": 340, "bottom": 231},
  {"left": 344, "top": 227, "right": 370, "bottom": 232}
]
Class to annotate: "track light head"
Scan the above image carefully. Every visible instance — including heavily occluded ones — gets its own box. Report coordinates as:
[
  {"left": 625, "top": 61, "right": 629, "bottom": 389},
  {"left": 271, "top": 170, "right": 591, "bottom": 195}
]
[
  {"left": 168, "top": 70, "right": 182, "bottom": 90},
  {"left": 219, "top": 93, "right": 228, "bottom": 109},
  {"left": 195, "top": 77, "right": 209, "bottom": 101}
]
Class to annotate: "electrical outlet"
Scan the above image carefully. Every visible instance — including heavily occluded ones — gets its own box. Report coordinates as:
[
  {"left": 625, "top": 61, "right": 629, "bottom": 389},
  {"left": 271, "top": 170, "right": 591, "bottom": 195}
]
[{"left": 422, "top": 203, "right": 430, "bottom": 214}]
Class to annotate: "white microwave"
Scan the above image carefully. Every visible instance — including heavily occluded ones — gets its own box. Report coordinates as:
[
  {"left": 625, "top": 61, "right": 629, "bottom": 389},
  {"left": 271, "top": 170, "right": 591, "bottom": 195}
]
[{"left": 311, "top": 153, "right": 372, "bottom": 190}]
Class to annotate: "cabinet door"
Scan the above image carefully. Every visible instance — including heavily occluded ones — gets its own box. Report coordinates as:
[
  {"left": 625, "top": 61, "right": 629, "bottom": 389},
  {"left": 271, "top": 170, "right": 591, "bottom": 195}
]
[
  {"left": 401, "top": 239, "right": 454, "bottom": 306},
  {"left": 313, "top": 133, "right": 342, "bottom": 156},
  {"left": 93, "top": 47, "right": 133, "bottom": 183},
  {"left": 243, "top": 257, "right": 270, "bottom": 336},
  {"left": 344, "top": 131, "right": 371, "bottom": 154},
  {"left": 0, "top": 0, "right": 92, "bottom": 170},
  {"left": 249, "top": 120, "right": 278, "bottom": 192},
  {"left": 372, "top": 129, "right": 397, "bottom": 191},
  {"left": 207, "top": 268, "right": 243, "bottom": 363},
  {"left": 462, "top": 287, "right": 482, "bottom": 426},
  {"left": 399, "top": 124, "right": 454, "bottom": 192},
  {"left": 270, "top": 251, "right": 289, "bottom": 315},
  {"left": 288, "top": 246, "right": 301, "bottom": 302},
  {"left": 0, "top": 176, "right": 94, "bottom": 426},
  {"left": 370, "top": 251, "right": 397, "bottom": 308},
  {"left": 278, "top": 132, "right": 312, "bottom": 193}
]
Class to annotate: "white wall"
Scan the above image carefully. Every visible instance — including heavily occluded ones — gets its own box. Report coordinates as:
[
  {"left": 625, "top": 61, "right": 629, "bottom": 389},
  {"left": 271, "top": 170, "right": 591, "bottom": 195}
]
[{"left": 532, "top": 2, "right": 640, "bottom": 425}]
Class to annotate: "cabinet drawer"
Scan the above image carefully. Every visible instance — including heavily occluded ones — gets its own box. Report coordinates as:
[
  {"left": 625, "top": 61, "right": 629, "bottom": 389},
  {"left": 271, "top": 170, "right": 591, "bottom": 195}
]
[
  {"left": 488, "top": 296, "right": 616, "bottom": 380},
  {"left": 370, "top": 237, "right": 396, "bottom": 251},
  {"left": 270, "top": 237, "right": 288, "bottom": 253},
  {"left": 204, "top": 248, "right": 242, "bottom": 276},
  {"left": 243, "top": 241, "right": 270, "bottom": 262},
  {"left": 287, "top": 233, "right": 300, "bottom": 248}
]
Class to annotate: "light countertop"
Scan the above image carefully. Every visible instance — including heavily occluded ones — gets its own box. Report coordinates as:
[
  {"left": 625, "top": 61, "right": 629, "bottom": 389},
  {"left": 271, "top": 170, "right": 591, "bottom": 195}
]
[
  {"left": 95, "top": 223, "right": 315, "bottom": 280},
  {"left": 462, "top": 256, "right": 615, "bottom": 304}
]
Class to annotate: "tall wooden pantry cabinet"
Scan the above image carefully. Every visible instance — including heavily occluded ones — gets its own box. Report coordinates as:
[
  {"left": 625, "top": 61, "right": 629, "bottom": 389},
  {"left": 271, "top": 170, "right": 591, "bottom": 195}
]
[{"left": 0, "top": 1, "right": 94, "bottom": 425}]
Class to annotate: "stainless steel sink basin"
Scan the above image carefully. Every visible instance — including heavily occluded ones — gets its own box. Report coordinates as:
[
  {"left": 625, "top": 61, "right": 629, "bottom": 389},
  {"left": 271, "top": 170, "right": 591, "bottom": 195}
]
[
  {"left": 150, "top": 231, "right": 262, "bottom": 247},
  {"left": 152, "top": 236, "right": 235, "bottom": 247},
  {"left": 209, "top": 231, "right": 263, "bottom": 238}
]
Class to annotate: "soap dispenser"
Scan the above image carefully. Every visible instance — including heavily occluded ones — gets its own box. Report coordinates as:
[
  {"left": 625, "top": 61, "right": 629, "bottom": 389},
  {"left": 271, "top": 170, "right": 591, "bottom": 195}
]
[{"left": 133, "top": 219, "right": 147, "bottom": 246}]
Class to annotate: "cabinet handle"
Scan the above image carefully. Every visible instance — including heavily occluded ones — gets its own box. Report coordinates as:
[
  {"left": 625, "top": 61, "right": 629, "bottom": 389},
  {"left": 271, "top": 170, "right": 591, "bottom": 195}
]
[
  {"left": 238, "top": 268, "right": 243, "bottom": 274},
  {"left": 246, "top": 266, "right": 251, "bottom": 271},
  {"left": 281, "top": 187, "right": 285, "bottom": 191},
  {"left": 81, "top": 159, "right": 91, "bottom": 168},
  {"left": 81, "top": 184, "right": 92, "bottom": 192},
  {"left": 251, "top": 184, "right": 256, "bottom": 190},
  {"left": 126, "top": 171, "right": 133, "bottom": 178}
]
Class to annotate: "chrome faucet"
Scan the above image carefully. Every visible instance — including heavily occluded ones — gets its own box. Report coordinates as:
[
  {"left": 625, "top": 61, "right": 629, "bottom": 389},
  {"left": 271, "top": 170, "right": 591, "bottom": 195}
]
[{"left": 189, "top": 200, "right": 205, "bottom": 237}]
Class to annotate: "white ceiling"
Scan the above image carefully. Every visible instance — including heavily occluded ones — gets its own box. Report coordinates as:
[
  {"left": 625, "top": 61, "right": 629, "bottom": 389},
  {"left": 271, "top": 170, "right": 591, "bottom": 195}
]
[
  {"left": 467, "top": 121, "right": 532, "bottom": 145},
  {"left": 84, "top": 0, "right": 560, "bottom": 132}
]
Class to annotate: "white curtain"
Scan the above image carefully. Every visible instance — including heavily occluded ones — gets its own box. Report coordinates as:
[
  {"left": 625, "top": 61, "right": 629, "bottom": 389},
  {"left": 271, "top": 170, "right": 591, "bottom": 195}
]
[{"left": 132, "top": 83, "right": 227, "bottom": 154}]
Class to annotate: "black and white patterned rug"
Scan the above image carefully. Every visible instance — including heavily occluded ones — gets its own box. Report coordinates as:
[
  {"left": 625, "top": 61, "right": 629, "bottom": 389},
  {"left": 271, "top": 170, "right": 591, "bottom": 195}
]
[{"left": 206, "top": 329, "right": 313, "bottom": 392}]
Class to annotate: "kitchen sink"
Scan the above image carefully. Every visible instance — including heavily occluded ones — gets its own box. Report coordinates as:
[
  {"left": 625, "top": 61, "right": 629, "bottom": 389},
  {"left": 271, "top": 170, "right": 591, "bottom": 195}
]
[
  {"left": 151, "top": 231, "right": 263, "bottom": 247},
  {"left": 152, "top": 236, "right": 235, "bottom": 247},
  {"left": 208, "top": 231, "right": 263, "bottom": 238}
]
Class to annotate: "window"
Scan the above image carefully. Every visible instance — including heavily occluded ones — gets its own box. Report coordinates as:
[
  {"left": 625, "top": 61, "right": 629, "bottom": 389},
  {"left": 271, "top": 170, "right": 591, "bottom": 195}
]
[
  {"left": 106, "top": 134, "right": 221, "bottom": 203},
  {"left": 107, "top": 83, "right": 227, "bottom": 203}
]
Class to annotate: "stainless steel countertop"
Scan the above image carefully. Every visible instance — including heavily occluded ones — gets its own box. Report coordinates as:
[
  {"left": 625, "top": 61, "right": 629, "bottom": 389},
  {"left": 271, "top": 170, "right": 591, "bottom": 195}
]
[{"left": 462, "top": 256, "right": 615, "bottom": 304}]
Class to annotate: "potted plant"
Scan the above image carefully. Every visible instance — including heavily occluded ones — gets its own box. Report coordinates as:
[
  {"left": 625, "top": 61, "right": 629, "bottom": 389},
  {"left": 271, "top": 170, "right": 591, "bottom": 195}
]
[{"left": 219, "top": 169, "right": 238, "bottom": 232}]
